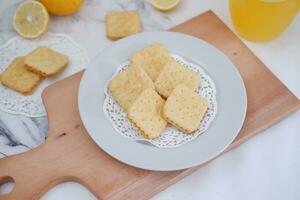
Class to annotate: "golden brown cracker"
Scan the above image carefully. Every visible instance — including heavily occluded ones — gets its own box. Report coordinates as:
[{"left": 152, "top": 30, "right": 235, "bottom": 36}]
[
  {"left": 106, "top": 11, "right": 142, "bottom": 40},
  {"left": 128, "top": 88, "right": 167, "bottom": 139},
  {"left": 130, "top": 44, "right": 172, "bottom": 81},
  {"left": 1, "top": 57, "right": 43, "bottom": 95},
  {"left": 163, "top": 84, "right": 208, "bottom": 133},
  {"left": 108, "top": 65, "right": 154, "bottom": 111},
  {"left": 155, "top": 60, "right": 201, "bottom": 98},
  {"left": 25, "top": 46, "right": 69, "bottom": 77}
]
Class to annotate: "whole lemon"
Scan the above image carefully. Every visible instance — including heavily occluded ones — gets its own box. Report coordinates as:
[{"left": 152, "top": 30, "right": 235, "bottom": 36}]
[{"left": 39, "top": 0, "right": 84, "bottom": 16}]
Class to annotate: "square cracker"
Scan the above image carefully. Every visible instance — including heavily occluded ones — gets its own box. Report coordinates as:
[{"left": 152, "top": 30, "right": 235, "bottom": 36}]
[
  {"left": 1, "top": 57, "right": 43, "bottom": 95},
  {"left": 25, "top": 46, "right": 69, "bottom": 77},
  {"left": 106, "top": 11, "right": 141, "bottom": 40},
  {"left": 130, "top": 44, "right": 172, "bottom": 81},
  {"left": 155, "top": 60, "right": 201, "bottom": 98},
  {"left": 128, "top": 88, "right": 167, "bottom": 139},
  {"left": 163, "top": 84, "right": 208, "bottom": 133},
  {"left": 108, "top": 65, "right": 154, "bottom": 111}
]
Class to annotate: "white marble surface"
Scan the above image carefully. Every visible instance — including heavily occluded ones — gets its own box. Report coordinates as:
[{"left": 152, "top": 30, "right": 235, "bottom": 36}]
[{"left": 0, "top": 0, "right": 299, "bottom": 199}]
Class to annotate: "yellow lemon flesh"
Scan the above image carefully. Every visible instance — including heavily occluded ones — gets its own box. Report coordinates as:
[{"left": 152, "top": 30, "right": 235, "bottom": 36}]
[
  {"left": 39, "top": 0, "right": 84, "bottom": 16},
  {"left": 13, "top": 0, "right": 49, "bottom": 39},
  {"left": 151, "top": 0, "right": 180, "bottom": 11}
]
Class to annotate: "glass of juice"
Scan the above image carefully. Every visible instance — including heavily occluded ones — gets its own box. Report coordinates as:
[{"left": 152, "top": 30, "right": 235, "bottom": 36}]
[{"left": 230, "top": 0, "right": 300, "bottom": 42}]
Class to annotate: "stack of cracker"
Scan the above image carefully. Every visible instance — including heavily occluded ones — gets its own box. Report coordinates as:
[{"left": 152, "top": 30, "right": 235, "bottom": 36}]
[
  {"left": 1, "top": 46, "right": 69, "bottom": 95},
  {"left": 109, "top": 44, "right": 209, "bottom": 139}
]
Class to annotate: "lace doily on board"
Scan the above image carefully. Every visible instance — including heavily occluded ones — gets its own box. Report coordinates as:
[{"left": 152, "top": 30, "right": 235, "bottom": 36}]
[
  {"left": 103, "top": 55, "right": 218, "bottom": 148},
  {"left": 0, "top": 33, "right": 89, "bottom": 117}
]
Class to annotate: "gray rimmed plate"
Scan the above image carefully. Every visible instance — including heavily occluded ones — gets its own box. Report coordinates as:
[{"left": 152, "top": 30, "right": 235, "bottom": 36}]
[{"left": 78, "top": 31, "right": 247, "bottom": 171}]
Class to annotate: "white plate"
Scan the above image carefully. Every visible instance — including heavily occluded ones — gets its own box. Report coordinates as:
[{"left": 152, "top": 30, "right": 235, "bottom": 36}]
[{"left": 78, "top": 32, "right": 247, "bottom": 171}]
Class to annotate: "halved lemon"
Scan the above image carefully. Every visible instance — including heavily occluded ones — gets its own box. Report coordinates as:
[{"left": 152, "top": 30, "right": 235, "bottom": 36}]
[
  {"left": 13, "top": 0, "right": 49, "bottom": 39},
  {"left": 150, "top": 0, "right": 180, "bottom": 12}
]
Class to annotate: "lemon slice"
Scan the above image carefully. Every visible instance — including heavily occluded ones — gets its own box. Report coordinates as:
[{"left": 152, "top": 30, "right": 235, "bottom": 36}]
[
  {"left": 13, "top": 0, "right": 49, "bottom": 39},
  {"left": 151, "top": 0, "right": 180, "bottom": 11}
]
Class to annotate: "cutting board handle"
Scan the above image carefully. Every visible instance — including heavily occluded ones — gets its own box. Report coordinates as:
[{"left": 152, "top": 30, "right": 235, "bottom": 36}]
[
  {"left": 0, "top": 142, "right": 79, "bottom": 200},
  {"left": 0, "top": 126, "right": 106, "bottom": 200}
]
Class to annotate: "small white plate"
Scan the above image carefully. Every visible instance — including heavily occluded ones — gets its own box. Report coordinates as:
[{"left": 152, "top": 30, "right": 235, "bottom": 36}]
[{"left": 78, "top": 31, "right": 247, "bottom": 171}]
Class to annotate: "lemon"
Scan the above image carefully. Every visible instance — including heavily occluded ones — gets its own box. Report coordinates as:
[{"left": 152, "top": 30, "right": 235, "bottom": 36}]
[
  {"left": 39, "top": 0, "right": 84, "bottom": 16},
  {"left": 13, "top": 0, "right": 49, "bottom": 39},
  {"left": 151, "top": 0, "right": 180, "bottom": 11}
]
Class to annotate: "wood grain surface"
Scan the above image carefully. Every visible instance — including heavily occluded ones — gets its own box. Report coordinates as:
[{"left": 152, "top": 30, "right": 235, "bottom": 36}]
[{"left": 0, "top": 11, "right": 299, "bottom": 200}]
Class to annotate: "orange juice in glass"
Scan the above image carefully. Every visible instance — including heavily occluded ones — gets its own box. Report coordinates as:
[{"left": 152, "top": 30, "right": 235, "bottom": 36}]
[{"left": 230, "top": 0, "right": 300, "bottom": 42}]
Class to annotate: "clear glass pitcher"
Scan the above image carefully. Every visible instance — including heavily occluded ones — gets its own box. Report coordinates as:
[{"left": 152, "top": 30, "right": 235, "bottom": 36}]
[{"left": 230, "top": 0, "right": 300, "bottom": 42}]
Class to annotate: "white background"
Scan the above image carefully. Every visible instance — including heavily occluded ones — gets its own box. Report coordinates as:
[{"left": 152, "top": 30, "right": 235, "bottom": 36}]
[{"left": 0, "top": 0, "right": 299, "bottom": 200}]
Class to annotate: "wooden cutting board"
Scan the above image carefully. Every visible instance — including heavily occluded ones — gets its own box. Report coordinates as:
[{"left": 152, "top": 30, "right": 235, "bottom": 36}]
[{"left": 0, "top": 11, "right": 299, "bottom": 200}]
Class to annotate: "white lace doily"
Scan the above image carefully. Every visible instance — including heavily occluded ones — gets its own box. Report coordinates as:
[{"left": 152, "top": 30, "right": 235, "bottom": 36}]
[
  {"left": 103, "top": 55, "right": 217, "bottom": 148},
  {"left": 0, "top": 33, "right": 89, "bottom": 117}
]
